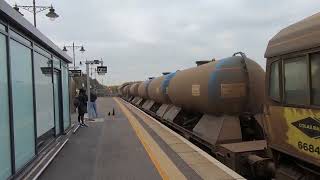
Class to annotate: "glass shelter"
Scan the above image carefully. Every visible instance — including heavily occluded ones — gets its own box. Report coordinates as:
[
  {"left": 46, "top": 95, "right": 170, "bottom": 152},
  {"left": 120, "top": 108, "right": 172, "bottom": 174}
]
[{"left": 0, "top": 1, "right": 72, "bottom": 179}]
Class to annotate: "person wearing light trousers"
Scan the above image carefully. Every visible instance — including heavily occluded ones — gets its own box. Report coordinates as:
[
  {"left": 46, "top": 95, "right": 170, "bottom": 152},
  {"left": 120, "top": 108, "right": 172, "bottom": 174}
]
[{"left": 88, "top": 91, "right": 98, "bottom": 119}]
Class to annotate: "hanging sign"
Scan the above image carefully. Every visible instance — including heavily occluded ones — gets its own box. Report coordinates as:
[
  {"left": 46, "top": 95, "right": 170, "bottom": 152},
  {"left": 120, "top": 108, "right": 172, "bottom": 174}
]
[{"left": 97, "top": 66, "right": 107, "bottom": 75}]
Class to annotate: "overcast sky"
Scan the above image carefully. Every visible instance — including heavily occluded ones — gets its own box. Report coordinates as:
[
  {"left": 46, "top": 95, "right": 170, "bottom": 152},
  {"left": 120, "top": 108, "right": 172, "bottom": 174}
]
[{"left": 6, "top": 0, "right": 320, "bottom": 85}]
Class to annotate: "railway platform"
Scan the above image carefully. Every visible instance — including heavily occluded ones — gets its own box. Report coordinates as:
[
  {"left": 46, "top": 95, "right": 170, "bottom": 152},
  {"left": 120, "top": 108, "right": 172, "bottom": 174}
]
[{"left": 31, "top": 97, "right": 244, "bottom": 180}]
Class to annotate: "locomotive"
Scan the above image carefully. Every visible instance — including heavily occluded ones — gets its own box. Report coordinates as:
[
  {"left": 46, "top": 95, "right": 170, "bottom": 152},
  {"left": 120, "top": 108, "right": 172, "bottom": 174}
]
[{"left": 264, "top": 12, "right": 320, "bottom": 179}]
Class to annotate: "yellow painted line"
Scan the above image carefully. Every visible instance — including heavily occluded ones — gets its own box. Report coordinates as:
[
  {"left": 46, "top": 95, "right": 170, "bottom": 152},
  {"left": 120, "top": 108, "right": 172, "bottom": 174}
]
[
  {"left": 114, "top": 98, "right": 186, "bottom": 180},
  {"left": 123, "top": 98, "right": 245, "bottom": 180},
  {"left": 130, "top": 122, "right": 169, "bottom": 180}
]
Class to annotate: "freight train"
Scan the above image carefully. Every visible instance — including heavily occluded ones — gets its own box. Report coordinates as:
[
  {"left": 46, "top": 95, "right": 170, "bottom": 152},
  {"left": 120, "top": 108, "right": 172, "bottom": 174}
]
[
  {"left": 118, "top": 13, "right": 320, "bottom": 180},
  {"left": 119, "top": 53, "right": 274, "bottom": 179}
]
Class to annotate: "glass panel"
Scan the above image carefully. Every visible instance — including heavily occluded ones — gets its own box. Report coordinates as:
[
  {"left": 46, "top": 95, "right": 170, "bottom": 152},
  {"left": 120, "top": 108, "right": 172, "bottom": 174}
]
[
  {"left": 10, "top": 40, "right": 35, "bottom": 170},
  {"left": 0, "top": 23, "right": 6, "bottom": 32},
  {"left": 269, "top": 61, "right": 280, "bottom": 101},
  {"left": 0, "top": 33, "right": 12, "bottom": 179},
  {"left": 53, "top": 72, "right": 62, "bottom": 135},
  {"left": 284, "top": 57, "right": 308, "bottom": 105},
  {"left": 34, "top": 52, "right": 54, "bottom": 137},
  {"left": 9, "top": 30, "right": 31, "bottom": 46},
  {"left": 61, "top": 64, "right": 70, "bottom": 130},
  {"left": 53, "top": 57, "right": 60, "bottom": 69},
  {"left": 34, "top": 45, "right": 51, "bottom": 58},
  {"left": 311, "top": 53, "right": 320, "bottom": 105}
]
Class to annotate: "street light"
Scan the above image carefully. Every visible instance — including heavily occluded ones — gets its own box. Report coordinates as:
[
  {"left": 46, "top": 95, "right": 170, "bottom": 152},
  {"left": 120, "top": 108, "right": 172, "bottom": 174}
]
[
  {"left": 62, "top": 42, "right": 85, "bottom": 70},
  {"left": 13, "top": 0, "right": 59, "bottom": 27},
  {"left": 13, "top": 5, "right": 23, "bottom": 16},
  {"left": 46, "top": 6, "right": 59, "bottom": 21},
  {"left": 80, "top": 46, "right": 85, "bottom": 52}
]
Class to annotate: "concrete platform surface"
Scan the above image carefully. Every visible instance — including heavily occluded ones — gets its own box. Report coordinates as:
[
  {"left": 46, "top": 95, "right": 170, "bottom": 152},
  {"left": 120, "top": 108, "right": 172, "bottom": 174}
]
[
  {"left": 38, "top": 97, "right": 244, "bottom": 180},
  {"left": 119, "top": 98, "right": 244, "bottom": 180},
  {"left": 38, "top": 97, "right": 161, "bottom": 180}
]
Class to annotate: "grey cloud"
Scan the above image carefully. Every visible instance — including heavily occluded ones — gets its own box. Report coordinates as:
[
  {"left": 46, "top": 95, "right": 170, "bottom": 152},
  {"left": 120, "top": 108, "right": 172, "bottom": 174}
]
[{"left": 6, "top": 0, "right": 320, "bottom": 85}]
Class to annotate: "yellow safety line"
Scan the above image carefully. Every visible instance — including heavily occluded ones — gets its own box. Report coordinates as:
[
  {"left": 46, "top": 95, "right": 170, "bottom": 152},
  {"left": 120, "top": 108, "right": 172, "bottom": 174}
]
[
  {"left": 125, "top": 99, "right": 245, "bottom": 180},
  {"left": 114, "top": 98, "right": 169, "bottom": 180},
  {"left": 114, "top": 98, "right": 186, "bottom": 180},
  {"left": 129, "top": 120, "right": 169, "bottom": 180}
]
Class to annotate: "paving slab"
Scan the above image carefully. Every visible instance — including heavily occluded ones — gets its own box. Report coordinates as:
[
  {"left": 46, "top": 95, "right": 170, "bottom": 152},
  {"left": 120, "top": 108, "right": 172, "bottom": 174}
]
[
  {"left": 121, "top": 98, "right": 243, "bottom": 180},
  {"left": 38, "top": 97, "right": 243, "bottom": 180},
  {"left": 177, "top": 152, "right": 210, "bottom": 165},
  {"left": 38, "top": 97, "right": 161, "bottom": 180}
]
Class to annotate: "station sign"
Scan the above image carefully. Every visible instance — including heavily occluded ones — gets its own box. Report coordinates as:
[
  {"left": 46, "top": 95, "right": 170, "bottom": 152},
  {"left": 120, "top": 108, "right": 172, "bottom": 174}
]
[
  {"left": 97, "top": 66, "right": 107, "bottom": 75},
  {"left": 69, "top": 70, "right": 82, "bottom": 77}
]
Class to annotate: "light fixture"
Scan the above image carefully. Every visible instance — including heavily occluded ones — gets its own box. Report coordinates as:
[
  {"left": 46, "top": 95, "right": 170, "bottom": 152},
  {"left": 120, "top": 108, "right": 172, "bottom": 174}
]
[
  {"left": 13, "top": 4, "right": 19, "bottom": 11},
  {"left": 94, "top": 60, "right": 100, "bottom": 64},
  {"left": 80, "top": 46, "right": 85, "bottom": 53},
  {"left": 62, "top": 46, "right": 67, "bottom": 51},
  {"left": 46, "top": 6, "right": 59, "bottom": 21},
  {"left": 13, "top": 4, "right": 24, "bottom": 16}
]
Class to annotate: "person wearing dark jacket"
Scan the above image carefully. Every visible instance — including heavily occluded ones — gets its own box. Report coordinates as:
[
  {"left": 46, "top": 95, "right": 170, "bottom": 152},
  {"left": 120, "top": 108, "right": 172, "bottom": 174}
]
[{"left": 75, "top": 89, "right": 88, "bottom": 127}]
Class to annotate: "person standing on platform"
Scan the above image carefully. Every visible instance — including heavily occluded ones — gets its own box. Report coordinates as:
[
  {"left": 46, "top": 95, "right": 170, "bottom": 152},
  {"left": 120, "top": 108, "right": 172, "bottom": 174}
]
[
  {"left": 89, "top": 90, "right": 98, "bottom": 119},
  {"left": 77, "top": 89, "right": 88, "bottom": 127}
]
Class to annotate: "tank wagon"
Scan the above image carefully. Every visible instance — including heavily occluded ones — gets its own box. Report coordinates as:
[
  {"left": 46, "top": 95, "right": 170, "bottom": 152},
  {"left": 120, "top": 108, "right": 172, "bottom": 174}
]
[
  {"left": 264, "top": 12, "right": 320, "bottom": 179},
  {"left": 118, "top": 83, "right": 130, "bottom": 96},
  {"left": 137, "top": 77, "right": 154, "bottom": 108},
  {"left": 128, "top": 82, "right": 141, "bottom": 103},
  {"left": 121, "top": 83, "right": 133, "bottom": 100},
  {"left": 122, "top": 53, "right": 275, "bottom": 179}
]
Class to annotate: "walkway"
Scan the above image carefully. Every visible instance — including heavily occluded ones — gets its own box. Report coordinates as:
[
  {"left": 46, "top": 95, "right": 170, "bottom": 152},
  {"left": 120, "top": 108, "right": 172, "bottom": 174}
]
[{"left": 38, "top": 97, "right": 243, "bottom": 180}]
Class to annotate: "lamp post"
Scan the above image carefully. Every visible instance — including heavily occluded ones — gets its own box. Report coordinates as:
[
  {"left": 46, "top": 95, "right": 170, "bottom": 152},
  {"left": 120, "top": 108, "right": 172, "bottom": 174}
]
[
  {"left": 13, "top": 0, "right": 59, "bottom": 27},
  {"left": 63, "top": 42, "right": 85, "bottom": 70}
]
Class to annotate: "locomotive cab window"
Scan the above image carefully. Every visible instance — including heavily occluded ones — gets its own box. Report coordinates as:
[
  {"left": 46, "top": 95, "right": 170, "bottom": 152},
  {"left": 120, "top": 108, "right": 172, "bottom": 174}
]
[
  {"left": 284, "top": 56, "right": 308, "bottom": 105},
  {"left": 311, "top": 53, "right": 320, "bottom": 105},
  {"left": 269, "top": 61, "right": 280, "bottom": 101}
]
